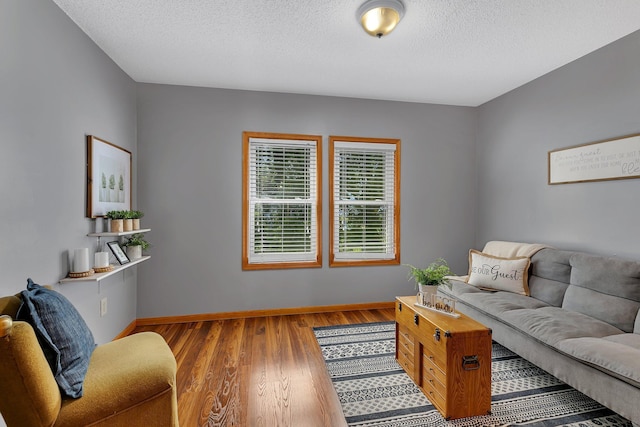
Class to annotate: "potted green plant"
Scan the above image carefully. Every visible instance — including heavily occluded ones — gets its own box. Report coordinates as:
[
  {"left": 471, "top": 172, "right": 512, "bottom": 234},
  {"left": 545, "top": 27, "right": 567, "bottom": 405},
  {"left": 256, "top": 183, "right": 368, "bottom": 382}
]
[
  {"left": 130, "top": 210, "right": 144, "bottom": 230},
  {"left": 122, "top": 210, "right": 134, "bottom": 232},
  {"left": 106, "top": 210, "right": 126, "bottom": 233},
  {"left": 405, "top": 258, "right": 452, "bottom": 298},
  {"left": 123, "top": 233, "right": 150, "bottom": 260}
]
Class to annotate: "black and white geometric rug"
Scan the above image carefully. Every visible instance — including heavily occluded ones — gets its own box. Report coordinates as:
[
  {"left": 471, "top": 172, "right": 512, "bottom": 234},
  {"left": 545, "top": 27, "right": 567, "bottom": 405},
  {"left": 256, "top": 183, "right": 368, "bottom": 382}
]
[{"left": 313, "top": 321, "right": 632, "bottom": 427}]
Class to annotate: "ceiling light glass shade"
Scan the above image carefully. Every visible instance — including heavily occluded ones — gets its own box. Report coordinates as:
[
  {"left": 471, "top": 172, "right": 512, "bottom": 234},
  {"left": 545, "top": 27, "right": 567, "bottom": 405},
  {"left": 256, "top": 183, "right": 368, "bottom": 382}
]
[{"left": 357, "top": 0, "right": 405, "bottom": 38}]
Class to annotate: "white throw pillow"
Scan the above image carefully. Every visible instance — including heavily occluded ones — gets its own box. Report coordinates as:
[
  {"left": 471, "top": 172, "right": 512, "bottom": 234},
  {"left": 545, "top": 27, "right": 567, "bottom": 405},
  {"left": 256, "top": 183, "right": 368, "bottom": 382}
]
[{"left": 467, "top": 250, "right": 531, "bottom": 295}]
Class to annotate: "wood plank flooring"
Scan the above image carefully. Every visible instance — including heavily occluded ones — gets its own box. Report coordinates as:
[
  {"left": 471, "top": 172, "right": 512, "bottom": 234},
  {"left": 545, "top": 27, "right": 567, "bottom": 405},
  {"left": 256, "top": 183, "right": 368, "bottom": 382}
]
[{"left": 133, "top": 308, "right": 395, "bottom": 427}]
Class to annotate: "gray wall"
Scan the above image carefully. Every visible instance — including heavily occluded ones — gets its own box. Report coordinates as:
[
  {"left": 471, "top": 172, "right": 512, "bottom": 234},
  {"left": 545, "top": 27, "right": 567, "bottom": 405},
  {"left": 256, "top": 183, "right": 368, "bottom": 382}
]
[
  {"left": 5, "top": 0, "right": 638, "bottom": 334},
  {"left": 1, "top": 0, "right": 137, "bottom": 344},
  {"left": 476, "top": 30, "right": 640, "bottom": 259},
  {"left": 3, "top": 3, "right": 639, "bottom": 425},
  {"left": 136, "top": 85, "right": 478, "bottom": 318}
]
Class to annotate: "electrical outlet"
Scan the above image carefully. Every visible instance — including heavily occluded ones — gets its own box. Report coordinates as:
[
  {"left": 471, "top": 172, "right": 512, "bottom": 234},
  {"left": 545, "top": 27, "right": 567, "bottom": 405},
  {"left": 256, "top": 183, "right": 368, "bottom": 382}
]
[{"left": 100, "top": 297, "right": 108, "bottom": 317}]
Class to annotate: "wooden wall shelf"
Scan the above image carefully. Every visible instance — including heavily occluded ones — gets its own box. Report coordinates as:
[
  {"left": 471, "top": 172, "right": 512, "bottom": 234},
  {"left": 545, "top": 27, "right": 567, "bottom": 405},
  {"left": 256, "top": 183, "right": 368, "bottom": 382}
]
[
  {"left": 60, "top": 256, "right": 150, "bottom": 283},
  {"left": 87, "top": 229, "right": 151, "bottom": 238}
]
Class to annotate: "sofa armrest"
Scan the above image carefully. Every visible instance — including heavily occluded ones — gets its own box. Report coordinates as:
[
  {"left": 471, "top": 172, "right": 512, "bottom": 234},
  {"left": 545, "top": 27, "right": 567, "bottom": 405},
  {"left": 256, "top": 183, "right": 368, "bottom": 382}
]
[
  {"left": 0, "top": 315, "right": 12, "bottom": 337},
  {"left": 0, "top": 319, "right": 62, "bottom": 427}
]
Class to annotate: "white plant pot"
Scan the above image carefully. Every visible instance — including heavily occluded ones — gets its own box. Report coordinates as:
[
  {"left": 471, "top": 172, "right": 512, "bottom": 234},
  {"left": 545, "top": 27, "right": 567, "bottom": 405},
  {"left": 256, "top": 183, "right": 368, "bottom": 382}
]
[
  {"left": 126, "top": 245, "right": 142, "bottom": 260},
  {"left": 94, "top": 217, "right": 105, "bottom": 233},
  {"left": 418, "top": 284, "right": 438, "bottom": 305}
]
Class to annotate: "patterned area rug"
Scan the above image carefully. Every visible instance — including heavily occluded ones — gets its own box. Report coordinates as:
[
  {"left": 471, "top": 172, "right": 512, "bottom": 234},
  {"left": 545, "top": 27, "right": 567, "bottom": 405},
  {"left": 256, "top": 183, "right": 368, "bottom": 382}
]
[{"left": 313, "top": 321, "right": 632, "bottom": 427}]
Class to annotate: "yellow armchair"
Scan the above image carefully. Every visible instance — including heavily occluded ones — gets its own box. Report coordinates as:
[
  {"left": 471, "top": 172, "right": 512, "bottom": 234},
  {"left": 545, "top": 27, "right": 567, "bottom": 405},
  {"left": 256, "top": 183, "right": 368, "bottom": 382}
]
[{"left": 0, "top": 296, "right": 178, "bottom": 427}]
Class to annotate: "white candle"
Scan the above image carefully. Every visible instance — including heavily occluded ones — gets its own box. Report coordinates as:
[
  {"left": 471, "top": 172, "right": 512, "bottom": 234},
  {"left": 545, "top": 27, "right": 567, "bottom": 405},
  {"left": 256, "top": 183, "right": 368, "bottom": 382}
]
[
  {"left": 94, "top": 252, "right": 109, "bottom": 268},
  {"left": 73, "top": 248, "right": 90, "bottom": 272}
]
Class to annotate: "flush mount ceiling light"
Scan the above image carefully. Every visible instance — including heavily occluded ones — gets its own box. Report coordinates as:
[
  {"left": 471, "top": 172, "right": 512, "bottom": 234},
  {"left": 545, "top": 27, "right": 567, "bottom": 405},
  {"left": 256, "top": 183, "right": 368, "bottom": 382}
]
[{"left": 357, "top": 0, "right": 405, "bottom": 38}]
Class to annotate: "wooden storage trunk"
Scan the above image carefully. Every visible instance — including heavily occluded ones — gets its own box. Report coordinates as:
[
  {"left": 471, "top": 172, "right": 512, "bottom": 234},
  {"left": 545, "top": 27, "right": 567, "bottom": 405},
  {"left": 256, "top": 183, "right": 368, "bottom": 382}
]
[{"left": 395, "top": 295, "right": 492, "bottom": 420}]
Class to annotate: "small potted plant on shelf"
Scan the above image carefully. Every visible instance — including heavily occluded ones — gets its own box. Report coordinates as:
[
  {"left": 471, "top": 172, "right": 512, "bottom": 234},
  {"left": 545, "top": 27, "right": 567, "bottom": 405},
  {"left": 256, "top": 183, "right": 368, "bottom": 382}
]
[
  {"left": 106, "top": 210, "right": 126, "bottom": 233},
  {"left": 123, "top": 210, "right": 134, "bottom": 232},
  {"left": 130, "top": 210, "right": 144, "bottom": 230},
  {"left": 405, "top": 258, "right": 452, "bottom": 299},
  {"left": 123, "top": 233, "right": 150, "bottom": 260}
]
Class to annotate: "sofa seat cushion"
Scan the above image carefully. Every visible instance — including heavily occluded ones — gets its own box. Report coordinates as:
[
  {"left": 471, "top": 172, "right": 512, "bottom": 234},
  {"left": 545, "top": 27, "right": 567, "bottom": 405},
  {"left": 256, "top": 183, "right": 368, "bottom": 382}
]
[
  {"left": 55, "top": 332, "right": 177, "bottom": 426},
  {"left": 602, "top": 333, "right": 640, "bottom": 349},
  {"left": 441, "top": 281, "right": 550, "bottom": 325},
  {"left": 556, "top": 335, "right": 640, "bottom": 388},
  {"left": 502, "top": 307, "right": 624, "bottom": 347},
  {"left": 444, "top": 279, "right": 485, "bottom": 296},
  {"left": 455, "top": 288, "right": 549, "bottom": 315}
]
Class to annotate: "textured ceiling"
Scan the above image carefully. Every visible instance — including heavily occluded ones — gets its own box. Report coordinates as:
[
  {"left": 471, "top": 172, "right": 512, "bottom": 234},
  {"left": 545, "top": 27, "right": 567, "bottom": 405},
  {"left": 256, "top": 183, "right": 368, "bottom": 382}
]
[{"left": 52, "top": 0, "right": 640, "bottom": 106}]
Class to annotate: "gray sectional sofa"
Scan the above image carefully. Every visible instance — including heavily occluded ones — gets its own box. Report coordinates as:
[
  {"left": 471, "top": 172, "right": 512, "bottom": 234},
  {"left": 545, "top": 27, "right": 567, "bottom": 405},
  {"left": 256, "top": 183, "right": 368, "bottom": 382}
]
[{"left": 440, "top": 244, "right": 640, "bottom": 426}]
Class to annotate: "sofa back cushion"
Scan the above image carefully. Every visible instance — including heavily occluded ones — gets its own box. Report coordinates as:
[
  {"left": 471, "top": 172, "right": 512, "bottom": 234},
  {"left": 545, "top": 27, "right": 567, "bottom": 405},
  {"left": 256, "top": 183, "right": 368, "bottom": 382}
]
[
  {"left": 527, "top": 248, "right": 572, "bottom": 307},
  {"left": 562, "top": 253, "right": 640, "bottom": 332}
]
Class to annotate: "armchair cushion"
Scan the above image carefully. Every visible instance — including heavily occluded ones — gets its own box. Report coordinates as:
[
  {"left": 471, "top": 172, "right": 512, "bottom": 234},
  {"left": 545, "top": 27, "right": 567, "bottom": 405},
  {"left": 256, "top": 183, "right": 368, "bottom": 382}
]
[
  {"left": 16, "top": 279, "right": 96, "bottom": 398},
  {"left": 56, "top": 332, "right": 179, "bottom": 426}
]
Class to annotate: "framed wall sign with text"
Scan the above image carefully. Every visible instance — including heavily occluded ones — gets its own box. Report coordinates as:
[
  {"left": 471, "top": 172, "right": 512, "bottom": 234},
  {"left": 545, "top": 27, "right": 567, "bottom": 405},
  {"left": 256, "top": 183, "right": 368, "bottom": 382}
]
[{"left": 549, "top": 134, "right": 640, "bottom": 185}]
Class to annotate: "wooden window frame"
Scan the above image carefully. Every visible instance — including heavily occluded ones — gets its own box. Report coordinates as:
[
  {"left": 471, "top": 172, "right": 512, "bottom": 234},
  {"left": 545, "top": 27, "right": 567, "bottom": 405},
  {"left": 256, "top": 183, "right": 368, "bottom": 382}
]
[
  {"left": 242, "top": 131, "right": 322, "bottom": 270},
  {"left": 329, "top": 136, "right": 401, "bottom": 267}
]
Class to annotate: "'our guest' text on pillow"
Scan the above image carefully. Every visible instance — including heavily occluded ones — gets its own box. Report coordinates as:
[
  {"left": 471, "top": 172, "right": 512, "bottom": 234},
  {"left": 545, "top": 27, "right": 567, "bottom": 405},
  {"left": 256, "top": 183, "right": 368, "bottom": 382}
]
[{"left": 467, "top": 250, "right": 531, "bottom": 295}]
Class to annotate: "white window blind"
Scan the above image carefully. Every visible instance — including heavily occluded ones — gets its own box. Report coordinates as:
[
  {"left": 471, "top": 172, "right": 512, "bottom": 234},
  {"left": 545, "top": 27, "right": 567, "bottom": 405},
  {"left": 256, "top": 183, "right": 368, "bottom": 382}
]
[
  {"left": 248, "top": 138, "right": 318, "bottom": 264},
  {"left": 332, "top": 141, "right": 397, "bottom": 260}
]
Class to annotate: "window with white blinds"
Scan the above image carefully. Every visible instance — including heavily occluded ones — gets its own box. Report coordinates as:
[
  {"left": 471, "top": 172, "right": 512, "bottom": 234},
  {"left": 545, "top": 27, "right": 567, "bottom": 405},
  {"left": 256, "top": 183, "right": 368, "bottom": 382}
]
[
  {"left": 330, "top": 137, "right": 400, "bottom": 266},
  {"left": 242, "top": 132, "right": 321, "bottom": 269}
]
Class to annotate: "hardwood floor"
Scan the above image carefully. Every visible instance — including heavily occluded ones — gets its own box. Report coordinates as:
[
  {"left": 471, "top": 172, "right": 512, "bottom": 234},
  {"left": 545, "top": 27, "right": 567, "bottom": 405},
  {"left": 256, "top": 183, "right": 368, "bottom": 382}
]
[{"left": 133, "top": 308, "right": 395, "bottom": 427}]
